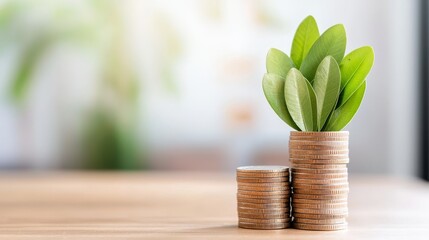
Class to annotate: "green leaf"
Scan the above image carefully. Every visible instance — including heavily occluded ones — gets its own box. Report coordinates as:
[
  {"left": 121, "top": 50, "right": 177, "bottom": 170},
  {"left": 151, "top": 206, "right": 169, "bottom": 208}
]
[
  {"left": 323, "top": 81, "right": 366, "bottom": 131},
  {"left": 266, "top": 48, "right": 295, "bottom": 78},
  {"left": 313, "top": 56, "right": 341, "bottom": 130},
  {"left": 337, "top": 46, "right": 374, "bottom": 107},
  {"left": 300, "top": 24, "right": 346, "bottom": 82},
  {"left": 304, "top": 78, "right": 318, "bottom": 131},
  {"left": 284, "top": 68, "right": 315, "bottom": 131},
  {"left": 291, "top": 15, "right": 320, "bottom": 68},
  {"left": 262, "top": 73, "right": 300, "bottom": 130}
]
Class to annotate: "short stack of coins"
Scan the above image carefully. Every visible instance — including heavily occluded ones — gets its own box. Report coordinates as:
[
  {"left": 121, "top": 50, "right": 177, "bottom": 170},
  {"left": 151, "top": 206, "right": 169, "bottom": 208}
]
[
  {"left": 236, "top": 166, "right": 291, "bottom": 230},
  {"left": 289, "top": 131, "right": 349, "bottom": 231}
]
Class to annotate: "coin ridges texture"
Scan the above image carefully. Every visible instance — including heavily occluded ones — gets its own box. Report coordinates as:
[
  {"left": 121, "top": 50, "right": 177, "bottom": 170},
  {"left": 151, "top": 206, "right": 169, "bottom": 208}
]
[
  {"left": 237, "top": 165, "right": 289, "bottom": 173},
  {"left": 293, "top": 212, "right": 348, "bottom": 219},
  {"left": 237, "top": 177, "right": 288, "bottom": 183},
  {"left": 238, "top": 185, "right": 290, "bottom": 192},
  {"left": 239, "top": 217, "right": 291, "bottom": 224},
  {"left": 293, "top": 188, "right": 349, "bottom": 195},
  {"left": 292, "top": 163, "right": 347, "bottom": 169},
  {"left": 238, "top": 212, "right": 290, "bottom": 219},
  {"left": 238, "top": 190, "right": 291, "bottom": 196},
  {"left": 292, "top": 203, "right": 347, "bottom": 209},
  {"left": 292, "top": 222, "right": 348, "bottom": 231},
  {"left": 292, "top": 168, "right": 348, "bottom": 174},
  {"left": 293, "top": 217, "right": 346, "bottom": 225},
  {"left": 239, "top": 222, "right": 291, "bottom": 229},
  {"left": 238, "top": 202, "right": 289, "bottom": 209}
]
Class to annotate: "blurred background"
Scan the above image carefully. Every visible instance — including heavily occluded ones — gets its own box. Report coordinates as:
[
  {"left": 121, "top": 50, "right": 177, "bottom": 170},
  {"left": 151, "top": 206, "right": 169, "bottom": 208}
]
[{"left": 0, "top": 0, "right": 425, "bottom": 178}]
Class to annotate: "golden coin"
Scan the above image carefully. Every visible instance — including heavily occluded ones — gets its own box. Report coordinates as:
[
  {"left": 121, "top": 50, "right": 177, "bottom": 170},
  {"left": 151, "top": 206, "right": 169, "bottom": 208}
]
[
  {"left": 238, "top": 212, "right": 290, "bottom": 219},
  {"left": 238, "top": 185, "right": 290, "bottom": 192},
  {"left": 237, "top": 172, "right": 289, "bottom": 178},
  {"left": 290, "top": 131, "right": 349, "bottom": 137},
  {"left": 239, "top": 222, "right": 291, "bottom": 229},
  {"left": 237, "top": 182, "right": 290, "bottom": 189},
  {"left": 291, "top": 172, "right": 348, "bottom": 180},
  {"left": 292, "top": 193, "right": 348, "bottom": 200},
  {"left": 292, "top": 168, "right": 348, "bottom": 174},
  {"left": 292, "top": 222, "right": 347, "bottom": 231},
  {"left": 237, "top": 197, "right": 289, "bottom": 204},
  {"left": 238, "top": 207, "right": 290, "bottom": 214},
  {"left": 289, "top": 143, "right": 349, "bottom": 150},
  {"left": 237, "top": 165, "right": 289, "bottom": 173},
  {"left": 289, "top": 153, "right": 349, "bottom": 160},
  {"left": 289, "top": 149, "right": 349, "bottom": 156},
  {"left": 292, "top": 178, "right": 348, "bottom": 185},
  {"left": 292, "top": 197, "right": 347, "bottom": 204},
  {"left": 293, "top": 207, "right": 348, "bottom": 215},
  {"left": 290, "top": 137, "right": 349, "bottom": 142},
  {"left": 238, "top": 202, "right": 289, "bottom": 209},
  {"left": 290, "top": 158, "right": 349, "bottom": 164},
  {"left": 292, "top": 183, "right": 348, "bottom": 190},
  {"left": 291, "top": 163, "right": 347, "bottom": 169},
  {"left": 289, "top": 140, "right": 349, "bottom": 146},
  {"left": 238, "top": 189, "right": 291, "bottom": 196},
  {"left": 239, "top": 217, "right": 291, "bottom": 224},
  {"left": 292, "top": 202, "right": 347, "bottom": 209},
  {"left": 293, "top": 217, "right": 346, "bottom": 225},
  {"left": 293, "top": 212, "right": 348, "bottom": 219},
  {"left": 292, "top": 188, "right": 349, "bottom": 195},
  {"left": 237, "top": 176, "right": 288, "bottom": 183},
  {"left": 237, "top": 193, "right": 290, "bottom": 199}
]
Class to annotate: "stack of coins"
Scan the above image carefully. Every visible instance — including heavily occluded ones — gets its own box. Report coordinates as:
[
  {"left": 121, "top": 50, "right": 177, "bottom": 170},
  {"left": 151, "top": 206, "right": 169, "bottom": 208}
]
[
  {"left": 236, "top": 166, "right": 291, "bottom": 230},
  {"left": 289, "top": 131, "right": 349, "bottom": 231}
]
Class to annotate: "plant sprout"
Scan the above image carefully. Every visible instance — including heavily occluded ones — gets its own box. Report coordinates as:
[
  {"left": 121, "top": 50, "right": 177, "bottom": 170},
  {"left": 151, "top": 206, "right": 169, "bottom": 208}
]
[{"left": 263, "top": 16, "right": 374, "bottom": 131}]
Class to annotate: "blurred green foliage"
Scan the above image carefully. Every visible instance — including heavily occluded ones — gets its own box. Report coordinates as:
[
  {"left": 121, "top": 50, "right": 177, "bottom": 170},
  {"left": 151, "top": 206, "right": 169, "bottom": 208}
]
[{"left": 0, "top": 0, "right": 144, "bottom": 169}]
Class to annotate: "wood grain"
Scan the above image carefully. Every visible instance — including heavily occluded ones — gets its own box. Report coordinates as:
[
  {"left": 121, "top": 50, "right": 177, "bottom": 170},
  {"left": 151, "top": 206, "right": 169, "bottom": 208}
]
[{"left": 0, "top": 172, "right": 428, "bottom": 239}]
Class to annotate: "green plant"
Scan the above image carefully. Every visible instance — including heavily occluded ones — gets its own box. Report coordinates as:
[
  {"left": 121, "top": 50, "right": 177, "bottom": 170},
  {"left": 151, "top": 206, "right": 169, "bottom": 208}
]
[{"left": 263, "top": 16, "right": 374, "bottom": 131}]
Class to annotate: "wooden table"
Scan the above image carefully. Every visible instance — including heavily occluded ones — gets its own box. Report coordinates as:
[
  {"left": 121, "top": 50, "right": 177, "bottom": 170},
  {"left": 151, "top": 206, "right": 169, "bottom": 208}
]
[{"left": 0, "top": 172, "right": 429, "bottom": 239}]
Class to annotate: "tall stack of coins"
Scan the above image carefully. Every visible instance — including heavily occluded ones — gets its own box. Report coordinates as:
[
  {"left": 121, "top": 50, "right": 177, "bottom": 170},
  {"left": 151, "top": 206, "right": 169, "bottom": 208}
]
[
  {"left": 236, "top": 166, "right": 291, "bottom": 229},
  {"left": 289, "top": 131, "right": 349, "bottom": 231}
]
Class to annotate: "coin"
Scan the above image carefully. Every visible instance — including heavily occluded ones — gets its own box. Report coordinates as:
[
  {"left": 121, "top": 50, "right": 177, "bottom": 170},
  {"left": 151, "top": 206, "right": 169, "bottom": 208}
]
[
  {"left": 292, "top": 183, "right": 348, "bottom": 190},
  {"left": 293, "top": 207, "right": 348, "bottom": 215},
  {"left": 237, "top": 176, "right": 288, "bottom": 183},
  {"left": 237, "top": 193, "right": 290, "bottom": 199},
  {"left": 239, "top": 217, "right": 291, "bottom": 224},
  {"left": 293, "top": 217, "right": 346, "bottom": 225},
  {"left": 292, "top": 168, "right": 348, "bottom": 174},
  {"left": 238, "top": 185, "right": 290, "bottom": 192},
  {"left": 292, "top": 178, "right": 348, "bottom": 185},
  {"left": 237, "top": 165, "right": 289, "bottom": 173},
  {"left": 237, "top": 190, "right": 291, "bottom": 196},
  {"left": 292, "top": 188, "right": 349, "bottom": 195},
  {"left": 292, "top": 202, "right": 347, "bottom": 209},
  {"left": 237, "top": 197, "right": 289, "bottom": 204},
  {"left": 237, "top": 182, "right": 290, "bottom": 188},
  {"left": 239, "top": 222, "right": 291, "bottom": 229},
  {"left": 292, "top": 193, "right": 348, "bottom": 200},
  {"left": 238, "top": 207, "right": 290, "bottom": 214},
  {"left": 293, "top": 212, "right": 348, "bottom": 219},
  {"left": 289, "top": 143, "right": 349, "bottom": 150},
  {"left": 289, "top": 136, "right": 349, "bottom": 142},
  {"left": 289, "top": 154, "right": 349, "bottom": 160},
  {"left": 290, "top": 131, "right": 349, "bottom": 137},
  {"left": 238, "top": 202, "right": 290, "bottom": 209},
  {"left": 290, "top": 158, "right": 350, "bottom": 164},
  {"left": 238, "top": 212, "right": 290, "bottom": 219},
  {"left": 292, "top": 198, "right": 347, "bottom": 204},
  {"left": 289, "top": 149, "right": 349, "bottom": 156},
  {"left": 291, "top": 163, "right": 347, "bottom": 169},
  {"left": 292, "top": 172, "right": 348, "bottom": 179},
  {"left": 237, "top": 172, "right": 289, "bottom": 178},
  {"left": 289, "top": 140, "right": 349, "bottom": 147},
  {"left": 292, "top": 222, "right": 347, "bottom": 231}
]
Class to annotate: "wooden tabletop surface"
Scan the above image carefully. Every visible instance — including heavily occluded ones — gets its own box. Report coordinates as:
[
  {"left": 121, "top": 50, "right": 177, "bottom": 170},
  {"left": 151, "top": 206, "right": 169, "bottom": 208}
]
[{"left": 0, "top": 172, "right": 429, "bottom": 239}]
